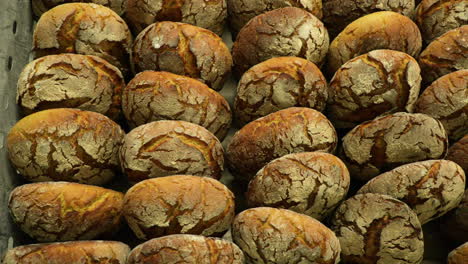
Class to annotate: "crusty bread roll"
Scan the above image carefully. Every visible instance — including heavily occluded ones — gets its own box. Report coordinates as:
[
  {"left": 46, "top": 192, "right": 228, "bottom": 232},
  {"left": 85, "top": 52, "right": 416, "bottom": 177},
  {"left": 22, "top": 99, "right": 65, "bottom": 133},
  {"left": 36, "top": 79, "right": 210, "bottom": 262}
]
[
  {"left": 446, "top": 134, "right": 468, "bottom": 172},
  {"left": 447, "top": 242, "right": 468, "bottom": 264},
  {"left": 32, "top": 0, "right": 127, "bottom": 17}
]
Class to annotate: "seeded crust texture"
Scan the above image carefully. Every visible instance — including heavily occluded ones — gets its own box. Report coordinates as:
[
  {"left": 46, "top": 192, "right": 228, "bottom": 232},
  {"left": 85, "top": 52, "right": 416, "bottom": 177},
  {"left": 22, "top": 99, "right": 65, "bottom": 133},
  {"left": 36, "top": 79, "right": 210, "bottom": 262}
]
[
  {"left": 33, "top": 3, "right": 133, "bottom": 76},
  {"left": 132, "top": 21, "right": 232, "bottom": 90},
  {"left": 32, "top": 0, "right": 127, "bottom": 17},
  {"left": 441, "top": 190, "right": 468, "bottom": 244},
  {"left": 446, "top": 134, "right": 468, "bottom": 172},
  {"left": 340, "top": 112, "right": 448, "bottom": 181},
  {"left": 327, "top": 50, "right": 422, "bottom": 129},
  {"left": 123, "top": 175, "right": 235, "bottom": 240},
  {"left": 2, "top": 240, "right": 130, "bottom": 264},
  {"left": 234, "top": 57, "right": 328, "bottom": 126},
  {"left": 127, "top": 234, "right": 244, "bottom": 264},
  {"left": 226, "top": 107, "right": 338, "bottom": 181},
  {"left": 232, "top": 7, "right": 329, "bottom": 77},
  {"left": 247, "top": 152, "right": 350, "bottom": 220},
  {"left": 8, "top": 182, "right": 124, "bottom": 242},
  {"left": 7, "top": 108, "right": 124, "bottom": 185},
  {"left": 122, "top": 71, "right": 232, "bottom": 139},
  {"left": 447, "top": 242, "right": 468, "bottom": 264}
]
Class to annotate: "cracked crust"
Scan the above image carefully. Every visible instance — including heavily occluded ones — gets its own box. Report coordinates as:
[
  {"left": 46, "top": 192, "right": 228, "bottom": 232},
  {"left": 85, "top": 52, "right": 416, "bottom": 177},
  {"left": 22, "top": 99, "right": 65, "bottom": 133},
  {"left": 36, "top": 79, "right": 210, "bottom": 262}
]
[
  {"left": 232, "top": 207, "right": 341, "bottom": 264},
  {"left": 123, "top": 175, "right": 235, "bottom": 240},
  {"left": 122, "top": 71, "right": 232, "bottom": 140},
  {"left": 247, "top": 152, "right": 350, "bottom": 220},
  {"left": 330, "top": 193, "right": 424, "bottom": 264},
  {"left": 33, "top": 3, "right": 133, "bottom": 76},
  {"left": 447, "top": 242, "right": 468, "bottom": 264},
  {"left": 418, "top": 25, "right": 468, "bottom": 85},
  {"left": 125, "top": 0, "right": 227, "bottom": 35},
  {"left": 357, "top": 160, "right": 466, "bottom": 224},
  {"left": 32, "top": 0, "right": 127, "bottom": 17},
  {"left": 446, "top": 134, "right": 468, "bottom": 172},
  {"left": 441, "top": 190, "right": 468, "bottom": 244},
  {"left": 322, "top": 0, "right": 415, "bottom": 38},
  {"left": 132, "top": 21, "right": 232, "bottom": 90},
  {"left": 414, "top": 70, "right": 468, "bottom": 142},
  {"left": 2, "top": 240, "right": 130, "bottom": 264},
  {"left": 8, "top": 182, "right": 124, "bottom": 242},
  {"left": 340, "top": 112, "right": 448, "bottom": 181},
  {"left": 327, "top": 11, "right": 422, "bottom": 75},
  {"left": 127, "top": 234, "right": 244, "bottom": 263},
  {"left": 234, "top": 56, "right": 328, "bottom": 126},
  {"left": 6, "top": 108, "right": 125, "bottom": 185},
  {"left": 327, "top": 49, "right": 422, "bottom": 129},
  {"left": 226, "top": 107, "right": 338, "bottom": 181},
  {"left": 232, "top": 7, "right": 329, "bottom": 78},
  {"left": 415, "top": 0, "right": 468, "bottom": 44},
  {"left": 120, "top": 120, "right": 224, "bottom": 183},
  {"left": 17, "top": 54, "right": 124, "bottom": 120}
]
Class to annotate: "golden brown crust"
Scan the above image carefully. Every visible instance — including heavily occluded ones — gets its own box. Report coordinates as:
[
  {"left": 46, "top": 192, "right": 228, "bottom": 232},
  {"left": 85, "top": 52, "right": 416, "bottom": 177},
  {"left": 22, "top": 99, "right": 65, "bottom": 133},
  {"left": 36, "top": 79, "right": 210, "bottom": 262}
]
[
  {"left": 33, "top": 3, "right": 133, "bottom": 76},
  {"left": 232, "top": 207, "right": 341, "bottom": 264},
  {"left": 8, "top": 182, "right": 124, "bottom": 242},
  {"left": 447, "top": 242, "right": 468, "bottom": 264},
  {"left": 232, "top": 7, "right": 329, "bottom": 78},
  {"left": 32, "top": 0, "right": 127, "bottom": 17},
  {"left": 132, "top": 21, "right": 232, "bottom": 90},
  {"left": 234, "top": 56, "right": 328, "bottom": 126},
  {"left": 122, "top": 71, "right": 232, "bottom": 139},
  {"left": 446, "top": 134, "right": 468, "bottom": 172},
  {"left": 7, "top": 108, "right": 124, "bottom": 185},
  {"left": 123, "top": 176, "right": 235, "bottom": 240},
  {"left": 226, "top": 107, "right": 338, "bottom": 181},
  {"left": 327, "top": 11, "right": 422, "bottom": 75},
  {"left": 2, "top": 240, "right": 130, "bottom": 264}
]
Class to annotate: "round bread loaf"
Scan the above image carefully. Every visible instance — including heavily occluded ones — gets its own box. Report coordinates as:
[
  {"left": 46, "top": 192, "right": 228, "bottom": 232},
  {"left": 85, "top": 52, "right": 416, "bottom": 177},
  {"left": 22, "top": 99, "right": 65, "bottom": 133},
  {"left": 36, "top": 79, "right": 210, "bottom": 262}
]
[
  {"left": 446, "top": 134, "right": 468, "bottom": 172},
  {"left": 323, "top": 0, "right": 415, "bottom": 38},
  {"left": 234, "top": 57, "right": 328, "bottom": 126},
  {"left": 357, "top": 160, "right": 466, "bottom": 224},
  {"left": 17, "top": 54, "right": 124, "bottom": 119},
  {"left": 226, "top": 107, "right": 338, "bottom": 181},
  {"left": 418, "top": 25, "right": 468, "bottom": 85},
  {"left": 32, "top": 0, "right": 127, "bottom": 17},
  {"left": 232, "top": 207, "right": 341, "bottom": 264},
  {"left": 132, "top": 21, "right": 232, "bottom": 91},
  {"left": 441, "top": 190, "right": 468, "bottom": 244},
  {"left": 7, "top": 108, "right": 124, "bottom": 185},
  {"left": 231, "top": 7, "right": 329, "bottom": 77},
  {"left": 8, "top": 182, "right": 124, "bottom": 242},
  {"left": 327, "top": 11, "right": 422, "bottom": 75},
  {"left": 415, "top": 0, "right": 468, "bottom": 44},
  {"left": 340, "top": 112, "right": 448, "bottom": 181},
  {"left": 447, "top": 242, "right": 468, "bottom": 264},
  {"left": 227, "top": 0, "right": 323, "bottom": 35},
  {"left": 122, "top": 71, "right": 231, "bottom": 139},
  {"left": 330, "top": 193, "right": 424, "bottom": 264},
  {"left": 2, "top": 241, "right": 130, "bottom": 264},
  {"left": 120, "top": 120, "right": 224, "bottom": 183},
  {"left": 33, "top": 3, "right": 133, "bottom": 76},
  {"left": 127, "top": 234, "right": 244, "bottom": 264},
  {"left": 247, "top": 152, "right": 350, "bottom": 220},
  {"left": 125, "top": 0, "right": 226, "bottom": 35},
  {"left": 123, "top": 175, "right": 235, "bottom": 240},
  {"left": 327, "top": 50, "right": 422, "bottom": 129},
  {"left": 414, "top": 70, "right": 468, "bottom": 142}
]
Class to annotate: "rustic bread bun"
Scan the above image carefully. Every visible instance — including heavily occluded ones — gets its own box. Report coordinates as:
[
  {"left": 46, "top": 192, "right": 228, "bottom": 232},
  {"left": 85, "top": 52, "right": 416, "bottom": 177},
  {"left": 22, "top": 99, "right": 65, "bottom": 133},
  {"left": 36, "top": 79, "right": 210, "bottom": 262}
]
[
  {"left": 327, "top": 49, "right": 422, "bottom": 129},
  {"left": 17, "top": 54, "right": 124, "bottom": 119},
  {"left": 232, "top": 7, "right": 329, "bottom": 77},
  {"left": 414, "top": 70, "right": 468, "bottom": 142},
  {"left": 247, "top": 152, "right": 350, "bottom": 220},
  {"left": 447, "top": 242, "right": 468, "bottom": 264},
  {"left": 330, "top": 193, "right": 424, "bottom": 264},
  {"left": 226, "top": 107, "right": 338, "bottom": 181},
  {"left": 120, "top": 120, "right": 224, "bottom": 183},
  {"left": 122, "top": 71, "right": 231, "bottom": 139},
  {"left": 418, "top": 25, "right": 468, "bottom": 85},
  {"left": 3, "top": 241, "right": 130, "bottom": 264},
  {"left": 327, "top": 11, "right": 422, "bottom": 75},
  {"left": 127, "top": 234, "right": 244, "bottom": 263},
  {"left": 33, "top": 3, "right": 133, "bottom": 75},
  {"left": 32, "top": 0, "right": 127, "bottom": 17},
  {"left": 132, "top": 21, "right": 232, "bottom": 91},
  {"left": 123, "top": 175, "right": 235, "bottom": 240},
  {"left": 340, "top": 112, "right": 448, "bottom": 181},
  {"left": 125, "top": 0, "right": 226, "bottom": 35},
  {"left": 7, "top": 108, "right": 124, "bottom": 185},
  {"left": 8, "top": 182, "right": 124, "bottom": 242},
  {"left": 232, "top": 207, "right": 341, "bottom": 264},
  {"left": 234, "top": 56, "right": 328, "bottom": 126},
  {"left": 446, "top": 134, "right": 468, "bottom": 172},
  {"left": 441, "top": 190, "right": 468, "bottom": 244}
]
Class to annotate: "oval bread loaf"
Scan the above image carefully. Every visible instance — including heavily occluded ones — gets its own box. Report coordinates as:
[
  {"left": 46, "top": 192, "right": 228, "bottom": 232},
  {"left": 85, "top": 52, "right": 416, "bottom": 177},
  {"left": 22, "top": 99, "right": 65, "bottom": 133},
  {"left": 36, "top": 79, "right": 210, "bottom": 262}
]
[
  {"left": 446, "top": 134, "right": 468, "bottom": 172},
  {"left": 447, "top": 242, "right": 468, "bottom": 264},
  {"left": 441, "top": 190, "right": 468, "bottom": 244}
]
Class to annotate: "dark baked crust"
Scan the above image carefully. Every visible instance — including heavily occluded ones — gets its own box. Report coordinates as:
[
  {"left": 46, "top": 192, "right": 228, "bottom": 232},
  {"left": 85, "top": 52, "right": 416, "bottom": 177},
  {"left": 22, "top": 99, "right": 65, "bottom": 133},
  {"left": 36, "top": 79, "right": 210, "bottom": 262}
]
[
  {"left": 32, "top": 0, "right": 127, "bottom": 17},
  {"left": 447, "top": 242, "right": 468, "bottom": 264},
  {"left": 441, "top": 190, "right": 468, "bottom": 244},
  {"left": 446, "top": 134, "right": 468, "bottom": 173}
]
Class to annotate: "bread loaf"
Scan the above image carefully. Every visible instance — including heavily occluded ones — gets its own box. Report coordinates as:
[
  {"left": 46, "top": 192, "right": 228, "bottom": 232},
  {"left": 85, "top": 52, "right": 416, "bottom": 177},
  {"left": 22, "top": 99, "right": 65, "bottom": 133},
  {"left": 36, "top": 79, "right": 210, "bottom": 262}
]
[
  {"left": 447, "top": 242, "right": 468, "bottom": 264},
  {"left": 32, "top": 0, "right": 127, "bottom": 17},
  {"left": 441, "top": 190, "right": 468, "bottom": 244},
  {"left": 446, "top": 134, "right": 468, "bottom": 172}
]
